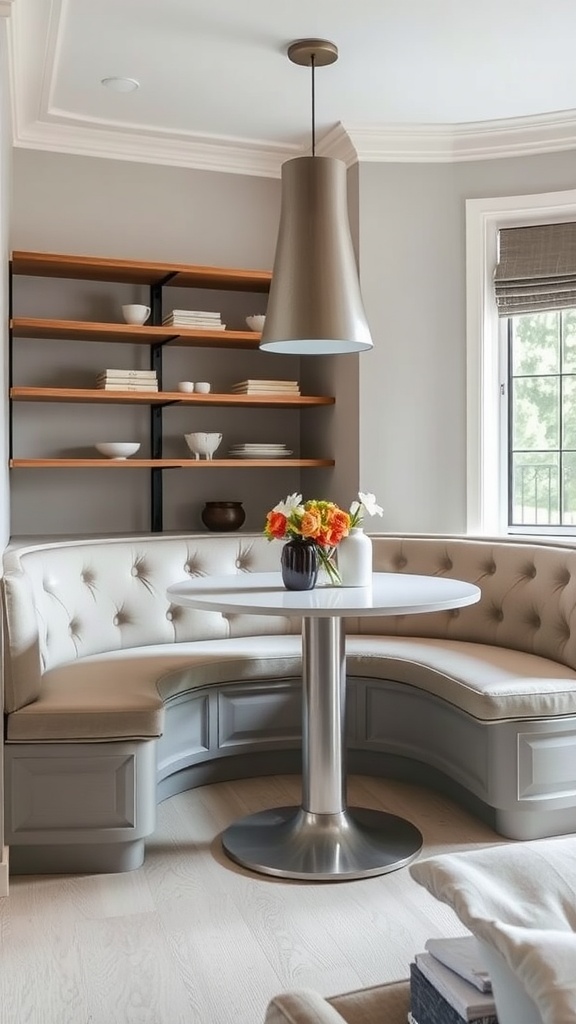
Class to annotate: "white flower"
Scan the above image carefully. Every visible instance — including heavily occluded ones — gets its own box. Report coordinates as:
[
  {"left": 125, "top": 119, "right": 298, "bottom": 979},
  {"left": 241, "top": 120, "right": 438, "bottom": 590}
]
[
  {"left": 350, "top": 491, "right": 383, "bottom": 527},
  {"left": 273, "top": 492, "right": 303, "bottom": 515},
  {"left": 358, "top": 491, "right": 383, "bottom": 518}
]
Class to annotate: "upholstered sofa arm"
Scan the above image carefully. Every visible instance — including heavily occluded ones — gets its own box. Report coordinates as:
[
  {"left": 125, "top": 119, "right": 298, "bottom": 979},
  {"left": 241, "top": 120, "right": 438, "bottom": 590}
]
[
  {"left": 264, "top": 980, "right": 410, "bottom": 1024},
  {"left": 265, "top": 990, "right": 346, "bottom": 1024}
]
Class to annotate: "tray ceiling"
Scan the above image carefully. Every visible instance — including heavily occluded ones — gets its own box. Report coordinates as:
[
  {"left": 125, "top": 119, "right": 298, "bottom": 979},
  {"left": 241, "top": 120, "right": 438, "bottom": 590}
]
[{"left": 7, "top": 0, "right": 576, "bottom": 176}]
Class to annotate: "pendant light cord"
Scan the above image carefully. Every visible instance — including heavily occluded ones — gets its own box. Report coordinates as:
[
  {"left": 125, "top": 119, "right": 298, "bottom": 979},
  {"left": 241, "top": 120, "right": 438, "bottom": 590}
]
[{"left": 311, "top": 53, "right": 316, "bottom": 156}]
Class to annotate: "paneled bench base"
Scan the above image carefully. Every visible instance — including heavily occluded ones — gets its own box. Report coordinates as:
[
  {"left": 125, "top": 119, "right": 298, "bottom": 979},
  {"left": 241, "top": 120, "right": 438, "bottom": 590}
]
[{"left": 6, "top": 677, "right": 576, "bottom": 874}]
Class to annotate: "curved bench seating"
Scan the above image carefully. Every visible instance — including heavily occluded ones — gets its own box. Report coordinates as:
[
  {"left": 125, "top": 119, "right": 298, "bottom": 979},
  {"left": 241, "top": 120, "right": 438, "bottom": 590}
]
[{"left": 4, "top": 532, "right": 576, "bottom": 874}]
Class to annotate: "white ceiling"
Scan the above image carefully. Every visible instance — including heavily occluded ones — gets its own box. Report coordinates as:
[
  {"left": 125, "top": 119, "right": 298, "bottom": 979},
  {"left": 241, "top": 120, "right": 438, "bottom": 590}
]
[{"left": 7, "top": 0, "right": 576, "bottom": 176}]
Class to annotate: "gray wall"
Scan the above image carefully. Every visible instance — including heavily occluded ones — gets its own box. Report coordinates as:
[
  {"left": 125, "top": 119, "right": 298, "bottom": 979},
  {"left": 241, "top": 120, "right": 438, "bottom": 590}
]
[
  {"left": 10, "top": 150, "right": 333, "bottom": 535},
  {"left": 358, "top": 151, "right": 576, "bottom": 533},
  {"left": 0, "top": 22, "right": 10, "bottom": 548},
  {"left": 0, "top": 13, "right": 12, "bottom": 889},
  {"left": 9, "top": 144, "right": 576, "bottom": 537}
]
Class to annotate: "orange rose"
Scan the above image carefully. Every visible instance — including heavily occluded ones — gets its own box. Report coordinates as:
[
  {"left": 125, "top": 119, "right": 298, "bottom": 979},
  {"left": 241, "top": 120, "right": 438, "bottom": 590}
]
[
  {"left": 300, "top": 508, "right": 323, "bottom": 539},
  {"left": 320, "top": 509, "right": 350, "bottom": 547},
  {"left": 265, "top": 510, "right": 287, "bottom": 539}
]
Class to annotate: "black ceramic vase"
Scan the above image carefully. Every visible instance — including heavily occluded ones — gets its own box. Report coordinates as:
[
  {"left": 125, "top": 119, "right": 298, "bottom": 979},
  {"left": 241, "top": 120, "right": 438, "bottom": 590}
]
[
  {"left": 280, "top": 538, "right": 319, "bottom": 591},
  {"left": 201, "top": 501, "right": 246, "bottom": 532}
]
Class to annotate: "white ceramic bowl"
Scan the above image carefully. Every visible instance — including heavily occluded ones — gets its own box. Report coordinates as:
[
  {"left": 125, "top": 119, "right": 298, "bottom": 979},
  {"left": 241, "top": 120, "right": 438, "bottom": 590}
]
[
  {"left": 245, "top": 315, "right": 266, "bottom": 333},
  {"left": 95, "top": 442, "right": 141, "bottom": 460},
  {"left": 184, "top": 432, "right": 222, "bottom": 460}
]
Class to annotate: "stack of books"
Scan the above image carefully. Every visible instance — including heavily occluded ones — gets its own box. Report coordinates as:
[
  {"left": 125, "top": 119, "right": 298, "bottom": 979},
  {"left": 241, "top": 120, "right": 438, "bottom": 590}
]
[
  {"left": 229, "top": 379, "right": 301, "bottom": 395},
  {"left": 409, "top": 936, "right": 497, "bottom": 1024},
  {"left": 96, "top": 369, "right": 159, "bottom": 392},
  {"left": 162, "top": 309, "right": 226, "bottom": 330}
]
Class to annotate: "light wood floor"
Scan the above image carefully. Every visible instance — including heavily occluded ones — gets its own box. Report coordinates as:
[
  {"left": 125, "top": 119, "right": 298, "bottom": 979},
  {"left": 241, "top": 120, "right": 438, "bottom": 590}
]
[{"left": 0, "top": 773, "right": 505, "bottom": 1024}]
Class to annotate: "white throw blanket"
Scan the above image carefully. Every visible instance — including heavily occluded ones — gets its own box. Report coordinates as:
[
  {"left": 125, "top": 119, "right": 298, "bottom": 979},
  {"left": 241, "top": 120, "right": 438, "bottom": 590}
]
[{"left": 410, "top": 837, "right": 576, "bottom": 1024}]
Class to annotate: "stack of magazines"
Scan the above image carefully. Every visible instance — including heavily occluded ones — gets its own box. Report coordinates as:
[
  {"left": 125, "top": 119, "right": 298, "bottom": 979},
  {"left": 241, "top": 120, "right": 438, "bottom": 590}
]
[
  {"left": 409, "top": 936, "right": 497, "bottom": 1024},
  {"left": 162, "top": 309, "right": 225, "bottom": 330},
  {"left": 96, "top": 369, "right": 158, "bottom": 392},
  {"left": 230, "top": 379, "right": 300, "bottom": 395}
]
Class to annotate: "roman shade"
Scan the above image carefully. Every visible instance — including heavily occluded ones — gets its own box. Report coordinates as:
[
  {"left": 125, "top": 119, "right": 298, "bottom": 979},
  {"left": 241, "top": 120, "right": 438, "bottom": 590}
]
[{"left": 494, "top": 222, "right": 576, "bottom": 316}]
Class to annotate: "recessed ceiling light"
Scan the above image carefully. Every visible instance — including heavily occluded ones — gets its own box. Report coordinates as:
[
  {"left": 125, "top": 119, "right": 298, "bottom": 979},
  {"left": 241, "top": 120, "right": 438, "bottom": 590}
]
[{"left": 101, "top": 77, "right": 140, "bottom": 93}]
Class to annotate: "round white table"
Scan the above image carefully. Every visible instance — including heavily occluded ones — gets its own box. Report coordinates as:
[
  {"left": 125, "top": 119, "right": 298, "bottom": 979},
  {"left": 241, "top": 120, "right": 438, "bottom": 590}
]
[{"left": 167, "top": 571, "right": 481, "bottom": 881}]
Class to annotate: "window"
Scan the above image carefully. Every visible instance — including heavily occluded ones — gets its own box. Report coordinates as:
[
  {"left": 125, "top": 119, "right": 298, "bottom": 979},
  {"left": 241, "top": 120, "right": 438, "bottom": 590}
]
[
  {"left": 466, "top": 189, "right": 576, "bottom": 536},
  {"left": 508, "top": 309, "right": 576, "bottom": 528}
]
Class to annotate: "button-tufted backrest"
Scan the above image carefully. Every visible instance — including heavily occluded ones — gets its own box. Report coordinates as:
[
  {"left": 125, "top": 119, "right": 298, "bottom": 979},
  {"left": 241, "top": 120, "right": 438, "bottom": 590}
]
[
  {"left": 2, "top": 533, "right": 297, "bottom": 712},
  {"left": 5, "top": 532, "right": 576, "bottom": 715},
  {"left": 364, "top": 535, "right": 576, "bottom": 671}
]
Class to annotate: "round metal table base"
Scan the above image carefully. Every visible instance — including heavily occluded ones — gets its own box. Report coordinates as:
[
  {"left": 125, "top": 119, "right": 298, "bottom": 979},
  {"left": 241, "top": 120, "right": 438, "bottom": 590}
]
[{"left": 221, "top": 805, "right": 423, "bottom": 880}]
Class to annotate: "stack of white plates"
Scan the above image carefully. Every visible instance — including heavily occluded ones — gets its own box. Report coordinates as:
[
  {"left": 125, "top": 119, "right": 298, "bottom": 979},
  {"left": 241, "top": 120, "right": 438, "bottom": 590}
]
[{"left": 228, "top": 443, "right": 293, "bottom": 459}]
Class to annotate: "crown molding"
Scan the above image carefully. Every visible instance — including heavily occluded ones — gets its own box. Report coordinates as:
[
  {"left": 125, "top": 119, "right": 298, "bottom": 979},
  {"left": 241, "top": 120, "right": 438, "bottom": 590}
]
[
  {"left": 15, "top": 108, "right": 576, "bottom": 176},
  {"left": 7, "top": 0, "right": 295, "bottom": 178},
  {"left": 13, "top": 116, "right": 296, "bottom": 177},
  {"left": 324, "top": 110, "right": 576, "bottom": 164},
  {"left": 317, "top": 124, "right": 358, "bottom": 167}
]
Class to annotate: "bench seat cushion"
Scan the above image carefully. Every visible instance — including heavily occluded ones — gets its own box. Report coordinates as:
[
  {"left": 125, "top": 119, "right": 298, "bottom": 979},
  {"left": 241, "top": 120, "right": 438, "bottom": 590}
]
[
  {"left": 6, "top": 635, "right": 303, "bottom": 742},
  {"left": 8, "top": 634, "right": 576, "bottom": 744},
  {"left": 345, "top": 637, "right": 576, "bottom": 720}
]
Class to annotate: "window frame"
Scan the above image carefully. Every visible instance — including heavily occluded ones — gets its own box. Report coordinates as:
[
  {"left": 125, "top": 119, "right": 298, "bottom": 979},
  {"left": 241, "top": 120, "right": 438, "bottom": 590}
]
[{"left": 466, "top": 188, "right": 576, "bottom": 535}]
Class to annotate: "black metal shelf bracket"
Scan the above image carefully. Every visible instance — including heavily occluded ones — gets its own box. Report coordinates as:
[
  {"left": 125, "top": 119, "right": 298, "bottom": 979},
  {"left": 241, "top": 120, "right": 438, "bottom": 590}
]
[{"left": 150, "top": 283, "right": 163, "bottom": 532}]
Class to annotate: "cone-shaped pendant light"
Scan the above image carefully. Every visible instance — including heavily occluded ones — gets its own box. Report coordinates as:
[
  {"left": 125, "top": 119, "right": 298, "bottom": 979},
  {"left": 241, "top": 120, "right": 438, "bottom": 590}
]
[{"left": 260, "top": 39, "right": 373, "bottom": 356}]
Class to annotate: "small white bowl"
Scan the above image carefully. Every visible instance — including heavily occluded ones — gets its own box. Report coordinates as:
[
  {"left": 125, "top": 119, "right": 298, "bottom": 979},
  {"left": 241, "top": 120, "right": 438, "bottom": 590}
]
[
  {"left": 246, "top": 315, "right": 266, "bottom": 333},
  {"left": 95, "top": 442, "right": 141, "bottom": 460},
  {"left": 184, "top": 432, "right": 222, "bottom": 460},
  {"left": 195, "top": 382, "right": 211, "bottom": 394}
]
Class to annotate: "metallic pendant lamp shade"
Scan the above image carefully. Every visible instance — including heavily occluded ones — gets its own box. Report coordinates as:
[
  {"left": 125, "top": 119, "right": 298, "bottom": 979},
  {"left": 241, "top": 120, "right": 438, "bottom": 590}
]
[{"left": 260, "top": 40, "right": 373, "bottom": 355}]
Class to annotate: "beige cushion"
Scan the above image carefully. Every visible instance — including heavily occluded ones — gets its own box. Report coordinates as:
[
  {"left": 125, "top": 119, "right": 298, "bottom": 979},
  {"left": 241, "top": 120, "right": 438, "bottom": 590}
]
[
  {"left": 345, "top": 636, "right": 576, "bottom": 720},
  {"left": 2, "top": 533, "right": 300, "bottom": 712},
  {"left": 265, "top": 981, "right": 410, "bottom": 1024},
  {"left": 9, "top": 632, "right": 576, "bottom": 742},
  {"left": 6, "top": 635, "right": 302, "bottom": 741},
  {"left": 410, "top": 838, "right": 576, "bottom": 1024},
  {"left": 369, "top": 535, "right": 576, "bottom": 676}
]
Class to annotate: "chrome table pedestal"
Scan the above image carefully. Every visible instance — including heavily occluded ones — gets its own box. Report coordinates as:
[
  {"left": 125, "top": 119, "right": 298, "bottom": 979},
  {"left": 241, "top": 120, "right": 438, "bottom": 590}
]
[{"left": 221, "top": 617, "right": 422, "bottom": 880}]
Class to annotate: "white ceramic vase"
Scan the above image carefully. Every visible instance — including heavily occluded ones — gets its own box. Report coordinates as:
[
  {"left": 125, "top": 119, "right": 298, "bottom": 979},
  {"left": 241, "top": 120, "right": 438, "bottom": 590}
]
[{"left": 337, "top": 527, "right": 373, "bottom": 587}]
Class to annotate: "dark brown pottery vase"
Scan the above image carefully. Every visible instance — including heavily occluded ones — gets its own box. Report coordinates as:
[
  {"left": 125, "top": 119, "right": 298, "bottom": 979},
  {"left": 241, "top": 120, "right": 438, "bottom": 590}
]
[
  {"left": 201, "top": 501, "right": 246, "bottom": 532},
  {"left": 281, "top": 537, "right": 319, "bottom": 591}
]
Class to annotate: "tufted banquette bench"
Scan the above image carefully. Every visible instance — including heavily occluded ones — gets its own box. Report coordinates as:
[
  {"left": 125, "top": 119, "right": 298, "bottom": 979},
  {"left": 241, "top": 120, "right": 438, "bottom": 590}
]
[{"left": 4, "top": 531, "right": 576, "bottom": 875}]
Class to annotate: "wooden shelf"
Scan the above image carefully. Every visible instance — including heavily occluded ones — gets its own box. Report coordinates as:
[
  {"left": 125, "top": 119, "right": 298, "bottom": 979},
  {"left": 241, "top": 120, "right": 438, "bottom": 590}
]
[
  {"left": 10, "top": 387, "right": 335, "bottom": 408},
  {"left": 9, "top": 249, "right": 334, "bottom": 532},
  {"left": 10, "top": 458, "right": 335, "bottom": 469},
  {"left": 11, "top": 318, "right": 262, "bottom": 349},
  {"left": 11, "top": 251, "right": 272, "bottom": 292}
]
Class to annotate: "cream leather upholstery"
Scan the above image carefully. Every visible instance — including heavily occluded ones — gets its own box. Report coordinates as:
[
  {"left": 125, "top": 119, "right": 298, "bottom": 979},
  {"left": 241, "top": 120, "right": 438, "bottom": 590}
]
[
  {"left": 6, "top": 637, "right": 303, "bottom": 741},
  {"left": 4, "top": 531, "right": 576, "bottom": 874},
  {"left": 366, "top": 535, "right": 576, "bottom": 667},
  {"left": 3, "top": 534, "right": 299, "bottom": 713},
  {"left": 265, "top": 980, "right": 410, "bottom": 1024}
]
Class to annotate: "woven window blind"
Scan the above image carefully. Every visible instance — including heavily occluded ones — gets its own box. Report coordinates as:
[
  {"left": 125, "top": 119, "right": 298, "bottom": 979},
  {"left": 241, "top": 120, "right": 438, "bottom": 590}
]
[{"left": 494, "top": 222, "right": 576, "bottom": 316}]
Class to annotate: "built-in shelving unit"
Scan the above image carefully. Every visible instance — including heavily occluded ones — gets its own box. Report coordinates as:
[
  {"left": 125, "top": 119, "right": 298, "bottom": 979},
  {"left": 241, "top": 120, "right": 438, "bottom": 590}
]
[{"left": 9, "top": 251, "right": 336, "bottom": 530}]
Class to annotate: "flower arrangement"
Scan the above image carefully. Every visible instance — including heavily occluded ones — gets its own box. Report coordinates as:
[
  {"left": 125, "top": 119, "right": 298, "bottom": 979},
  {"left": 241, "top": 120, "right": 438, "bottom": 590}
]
[
  {"left": 264, "top": 493, "right": 349, "bottom": 584},
  {"left": 264, "top": 491, "right": 383, "bottom": 585}
]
